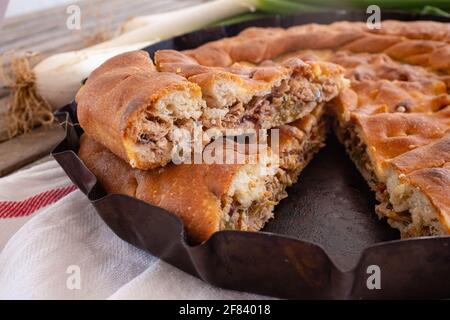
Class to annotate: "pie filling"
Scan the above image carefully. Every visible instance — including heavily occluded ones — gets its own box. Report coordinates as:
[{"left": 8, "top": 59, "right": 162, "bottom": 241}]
[
  {"left": 130, "top": 115, "right": 196, "bottom": 166},
  {"left": 335, "top": 122, "right": 445, "bottom": 237},
  {"left": 280, "top": 118, "right": 328, "bottom": 185},
  {"left": 216, "top": 74, "right": 342, "bottom": 130},
  {"left": 219, "top": 118, "right": 327, "bottom": 232},
  {"left": 124, "top": 90, "right": 206, "bottom": 167}
]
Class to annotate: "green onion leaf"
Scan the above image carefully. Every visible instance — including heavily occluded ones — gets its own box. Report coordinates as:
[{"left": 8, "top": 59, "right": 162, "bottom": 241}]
[{"left": 421, "top": 5, "right": 450, "bottom": 17}]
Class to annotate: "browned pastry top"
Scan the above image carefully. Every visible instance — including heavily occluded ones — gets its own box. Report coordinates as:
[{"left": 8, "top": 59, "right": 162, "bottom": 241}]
[
  {"left": 182, "top": 21, "right": 450, "bottom": 72},
  {"left": 266, "top": 21, "right": 450, "bottom": 231},
  {"left": 325, "top": 48, "right": 450, "bottom": 181},
  {"left": 175, "top": 20, "right": 450, "bottom": 159},
  {"left": 390, "top": 133, "right": 450, "bottom": 229},
  {"left": 332, "top": 20, "right": 450, "bottom": 43}
]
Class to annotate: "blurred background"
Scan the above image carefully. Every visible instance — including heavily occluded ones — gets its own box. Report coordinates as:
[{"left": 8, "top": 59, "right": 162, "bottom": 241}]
[
  {"left": 5, "top": 1, "right": 76, "bottom": 17},
  {"left": 0, "top": 0, "right": 203, "bottom": 177}
]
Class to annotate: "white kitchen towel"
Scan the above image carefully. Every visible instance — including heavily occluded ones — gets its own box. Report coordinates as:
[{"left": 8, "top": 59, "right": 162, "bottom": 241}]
[
  {"left": 0, "top": 159, "right": 266, "bottom": 299},
  {"left": 0, "top": 159, "right": 75, "bottom": 250}
]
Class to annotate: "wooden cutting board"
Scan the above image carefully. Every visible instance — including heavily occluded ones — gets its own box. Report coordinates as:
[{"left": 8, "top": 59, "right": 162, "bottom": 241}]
[{"left": 0, "top": 0, "right": 204, "bottom": 177}]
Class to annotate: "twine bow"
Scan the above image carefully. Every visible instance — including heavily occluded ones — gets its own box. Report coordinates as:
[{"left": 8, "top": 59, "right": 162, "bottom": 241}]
[{"left": 0, "top": 52, "right": 54, "bottom": 138}]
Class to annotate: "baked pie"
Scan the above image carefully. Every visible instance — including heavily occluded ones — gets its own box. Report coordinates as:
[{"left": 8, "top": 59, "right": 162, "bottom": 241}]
[
  {"left": 78, "top": 104, "right": 326, "bottom": 242},
  {"left": 76, "top": 20, "right": 450, "bottom": 241}
]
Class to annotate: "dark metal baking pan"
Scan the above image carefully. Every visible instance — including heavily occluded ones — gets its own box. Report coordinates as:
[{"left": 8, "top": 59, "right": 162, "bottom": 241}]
[{"left": 52, "top": 11, "right": 450, "bottom": 299}]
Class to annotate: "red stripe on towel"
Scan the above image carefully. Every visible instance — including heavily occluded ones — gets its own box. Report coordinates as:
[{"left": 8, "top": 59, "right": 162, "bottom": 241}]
[{"left": 0, "top": 185, "right": 77, "bottom": 218}]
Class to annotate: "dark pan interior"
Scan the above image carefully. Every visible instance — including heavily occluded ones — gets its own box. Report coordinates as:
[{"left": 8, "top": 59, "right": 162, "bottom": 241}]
[{"left": 264, "top": 134, "right": 399, "bottom": 271}]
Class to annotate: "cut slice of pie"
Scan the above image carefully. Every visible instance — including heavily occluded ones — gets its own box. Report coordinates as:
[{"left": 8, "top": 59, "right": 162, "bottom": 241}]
[
  {"left": 76, "top": 50, "right": 345, "bottom": 171},
  {"left": 335, "top": 110, "right": 450, "bottom": 237},
  {"left": 330, "top": 50, "right": 450, "bottom": 237},
  {"left": 78, "top": 104, "right": 327, "bottom": 243},
  {"left": 384, "top": 133, "right": 450, "bottom": 236}
]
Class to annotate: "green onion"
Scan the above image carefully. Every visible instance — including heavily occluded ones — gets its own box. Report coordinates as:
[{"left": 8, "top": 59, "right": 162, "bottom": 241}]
[
  {"left": 214, "top": 13, "right": 272, "bottom": 26},
  {"left": 292, "top": 0, "right": 450, "bottom": 10},
  {"left": 421, "top": 5, "right": 450, "bottom": 17},
  {"left": 217, "top": 0, "right": 449, "bottom": 27},
  {"left": 255, "top": 0, "right": 323, "bottom": 14}
]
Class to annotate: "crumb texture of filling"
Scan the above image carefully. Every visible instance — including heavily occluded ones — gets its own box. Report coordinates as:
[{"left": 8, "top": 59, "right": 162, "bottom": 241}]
[
  {"left": 335, "top": 123, "right": 385, "bottom": 196},
  {"left": 280, "top": 118, "right": 327, "bottom": 185},
  {"left": 383, "top": 169, "right": 447, "bottom": 237},
  {"left": 204, "top": 73, "right": 342, "bottom": 130},
  {"left": 336, "top": 121, "right": 448, "bottom": 237},
  {"left": 220, "top": 155, "right": 282, "bottom": 231},
  {"left": 127, "top": 90, "right": 205, "bottom": 166},
  {"left": 219, "top": 116, "right": 327, "bottom": 232}
]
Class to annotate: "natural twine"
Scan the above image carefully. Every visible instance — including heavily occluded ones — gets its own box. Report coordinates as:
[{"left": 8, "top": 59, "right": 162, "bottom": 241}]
[
  {"left": 0, "top": 52, "right": 54, "bottom": 138},
  {"left": 0, "top": 28, "right": 113, "bottom": 139},
  {"left": 0, "top": 2, "right": 115, "bottom": 139}
]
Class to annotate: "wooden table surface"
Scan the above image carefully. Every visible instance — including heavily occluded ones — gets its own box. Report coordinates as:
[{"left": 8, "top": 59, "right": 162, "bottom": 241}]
[{"left": 0, "top": 0, "right": 204, "bottom": 176}]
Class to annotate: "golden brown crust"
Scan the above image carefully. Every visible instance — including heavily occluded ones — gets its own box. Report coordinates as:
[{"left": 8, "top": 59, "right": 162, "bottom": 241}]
[
  {"left": 78, "top": 134, "right": 138, "bottom": 196},
  {"left": 330, "top": 20, "right": 450, "bottom": 43},
  {"left": 183, "top": 22, "right": 450, "bottom": 73},
  {"left": 134, "top": 163, "right": 239, "bottom": 243},
  {"left": 329, "top": 51, "right": 448, "bottom": 113},
  {"left": 390, "top": 132, "right": 450, "bottom": 174},
  {"left": 78, "top": 134, "right": 240, "bottom": 243},
  {"left": 265, "top": 21, "right": 450, "bottom": 235},
  {"left": 76, "top": 51, "right": 203, "bottom": 170},
  {"left": 320, "top": 43, "right": 450, "bottom": 175},
  {"left": 353, "top": 112, "right": 449, "bottom": 169},
  {"left": 387, "top": 133, "right": 450, "bottom": 231}
]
